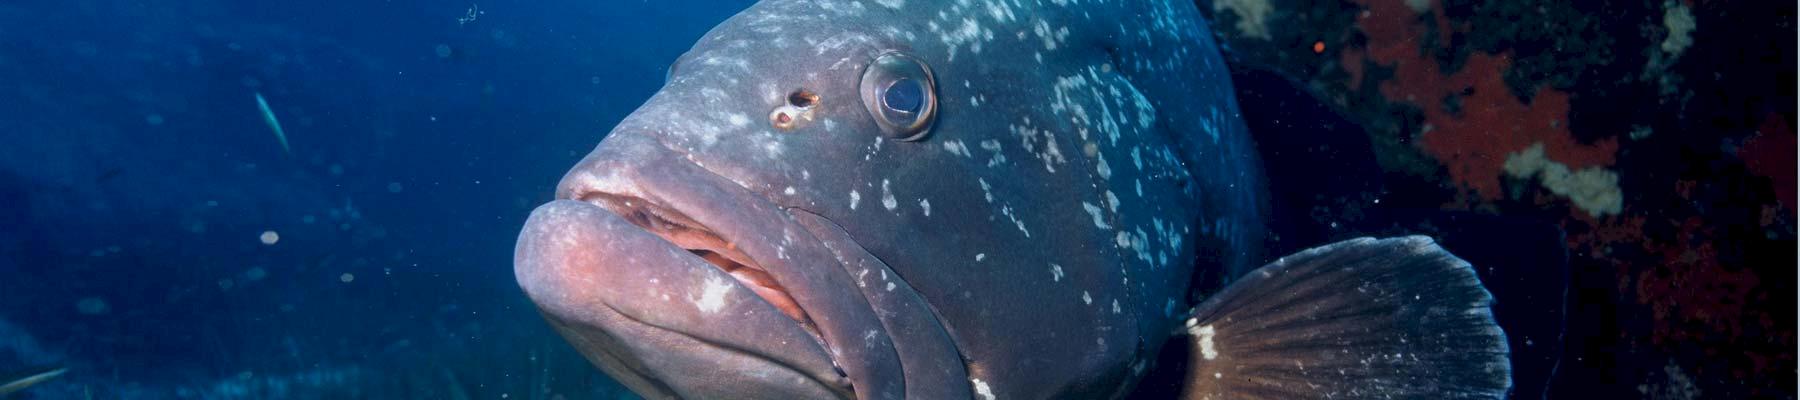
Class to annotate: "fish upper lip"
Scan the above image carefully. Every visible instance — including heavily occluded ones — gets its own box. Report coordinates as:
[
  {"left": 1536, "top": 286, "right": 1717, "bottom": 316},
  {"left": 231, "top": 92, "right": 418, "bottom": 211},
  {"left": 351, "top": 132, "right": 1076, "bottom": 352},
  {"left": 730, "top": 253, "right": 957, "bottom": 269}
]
[
  {"left": 568, "top": 189, "right": 831, "bottom": 347},
  {"left": 515, "top": 199, "right": 854, "bottom": 399},
  {"left": 538, "top": 133, "right": 913, "bottom": 399}
]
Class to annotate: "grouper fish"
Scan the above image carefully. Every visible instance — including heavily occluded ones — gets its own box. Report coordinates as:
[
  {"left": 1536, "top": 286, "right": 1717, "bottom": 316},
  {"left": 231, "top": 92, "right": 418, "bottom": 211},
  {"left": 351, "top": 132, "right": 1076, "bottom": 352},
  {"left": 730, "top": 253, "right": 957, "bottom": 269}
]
[{"left": 514, "top": 0, "right": 1513, "bottom": 399}]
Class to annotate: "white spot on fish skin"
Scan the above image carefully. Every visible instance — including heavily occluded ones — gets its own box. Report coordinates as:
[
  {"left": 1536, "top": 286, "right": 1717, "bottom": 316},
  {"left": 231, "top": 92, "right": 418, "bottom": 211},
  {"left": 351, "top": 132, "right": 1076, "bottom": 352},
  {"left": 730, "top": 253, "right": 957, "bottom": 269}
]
[
  {"left": 725, "top": 113, "right": 751, "bottom": 128},
  {"left": 695, "top": 275, "right": 732, "bottom": 313},
  {"left": 1033, "top": 19, "right": 1059, "bottom": 50},
  {"left": 975, "top": 253, "right": 986, "bottom": 262},
  {"left": 972, "top": 378, "right": 996, "bottom": 400},
  {"left": 943, "top": 139, "right": 974, "bottom": 157},
  {"left": 919, "top": 199, "right": 932, "bottom": 216},
  {"left": 1050, "top": 264, "right": 1064, "bottom": 281},
  {"left": 1200, "top": 108, "right": 1221, "bottom": 142},
  {"left": 763, "top": 140, "right": 784, "bottom": 158},
  {"left": 1190, "top": 324, "right": 1219, "bottom": 360},
  {"left": 1000, "top": 205, "right": 1031, "bottom": 237},
  {"left": 865, "top": 136, "right": 885, "bottom": 160},
  {"left": 1096, "top": 153, "right": 1112, "bottom": 179},
  {"left": 886, "top": 282, "right": 896, "bottom": 291},
  {"left": 1105, "top": 190, "right": 1119, "bottom": 213},
  {"left": 881, "top": 180, "right": 899, "bottom": 211},
  {"left": 1112, "top": 299, "right": 1121, "bottom": 314},
  {"left": 784, "top": 186, "right": 797, "bottom": 196},
  {"left": 1082, "top": 202, "right": 1112, "bottom": 229},
  {"left": 1130, "top": 84, "right": 1157, "bottom": 129},
  {"left": 979, "top": 139, "right": 1006, "bottom": 167},
  {"left": 936, "top": 17, "right": 986, "bottom": 62},
  {"left": 850, "top": 190, "right": 862, "bottom": 210}
]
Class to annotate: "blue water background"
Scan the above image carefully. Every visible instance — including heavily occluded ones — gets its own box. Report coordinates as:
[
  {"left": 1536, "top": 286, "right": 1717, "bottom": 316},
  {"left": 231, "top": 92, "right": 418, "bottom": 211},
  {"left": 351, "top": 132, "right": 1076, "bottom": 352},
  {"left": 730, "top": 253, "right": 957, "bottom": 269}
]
[{"left": 1, "top": 0, "right": 755, "bottom": 397}]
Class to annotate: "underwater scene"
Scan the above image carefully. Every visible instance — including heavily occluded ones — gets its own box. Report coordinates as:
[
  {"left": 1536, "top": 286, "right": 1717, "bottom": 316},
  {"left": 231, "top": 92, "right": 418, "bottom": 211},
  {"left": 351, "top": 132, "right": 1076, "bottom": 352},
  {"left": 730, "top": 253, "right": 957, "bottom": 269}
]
[{"left": 0, "top": 0, "right": 1793, "bottom": 399}]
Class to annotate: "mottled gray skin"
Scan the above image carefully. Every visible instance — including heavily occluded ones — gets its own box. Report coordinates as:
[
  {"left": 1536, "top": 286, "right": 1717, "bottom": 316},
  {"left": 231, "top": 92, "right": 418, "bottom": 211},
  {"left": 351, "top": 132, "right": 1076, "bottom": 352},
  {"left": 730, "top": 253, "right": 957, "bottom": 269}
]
[{"left": 515, "top": 0, "right": 1264, "bottom": 399}]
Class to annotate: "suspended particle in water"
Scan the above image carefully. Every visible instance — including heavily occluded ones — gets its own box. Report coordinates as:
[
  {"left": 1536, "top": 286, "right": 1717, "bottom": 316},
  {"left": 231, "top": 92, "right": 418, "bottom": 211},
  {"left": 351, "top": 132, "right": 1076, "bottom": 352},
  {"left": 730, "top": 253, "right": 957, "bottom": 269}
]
[
  {"left": 260, "top": 230, "right": 280, "bottom": 245},
  {"left": 340, "top": 273, "right": 356, "bottom": 283}
]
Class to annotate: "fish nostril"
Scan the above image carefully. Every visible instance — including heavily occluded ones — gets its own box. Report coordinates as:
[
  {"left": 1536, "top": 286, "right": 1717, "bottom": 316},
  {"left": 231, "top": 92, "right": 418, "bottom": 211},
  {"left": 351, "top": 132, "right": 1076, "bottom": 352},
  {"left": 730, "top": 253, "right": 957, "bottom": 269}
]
[
  {"left": 787, "top": 89, "right": 819, "bottom": 108},
  {"left": 771, "top": 88, "right": 820, "bottom": 131},
  {"left": 771, "top": 106, "right": 808, "bottom": 130}
]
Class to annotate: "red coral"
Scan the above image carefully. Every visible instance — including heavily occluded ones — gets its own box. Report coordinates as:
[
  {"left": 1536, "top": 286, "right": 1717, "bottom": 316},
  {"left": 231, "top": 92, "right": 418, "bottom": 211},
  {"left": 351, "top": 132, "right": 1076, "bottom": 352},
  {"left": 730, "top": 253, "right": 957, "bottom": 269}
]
[
  {"left": 1333, "top": 0, "right": 1791, "bottom": 391},
  {"left": 1344, "top": 0, "right": 1618, "bottom": 200},
  {"left": 1635, "top": 217, "right": 1766, "bottom": 347},
  {"left": 1739, "top": 112, "right": 1796, "bottom": 211}
]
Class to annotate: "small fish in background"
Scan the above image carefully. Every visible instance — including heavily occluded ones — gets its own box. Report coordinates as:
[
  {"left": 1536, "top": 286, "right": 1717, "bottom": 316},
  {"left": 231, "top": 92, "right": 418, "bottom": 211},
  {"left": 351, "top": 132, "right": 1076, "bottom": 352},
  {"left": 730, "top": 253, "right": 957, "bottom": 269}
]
[
  {"left": 254, "top": 92, "right": 290, "bottom": 154},
  {"left": 457, "top": 3, "right": 481, "bottom": 26},
  {"left": 0, "top": 366, "right": 66, "bottom": 396}
]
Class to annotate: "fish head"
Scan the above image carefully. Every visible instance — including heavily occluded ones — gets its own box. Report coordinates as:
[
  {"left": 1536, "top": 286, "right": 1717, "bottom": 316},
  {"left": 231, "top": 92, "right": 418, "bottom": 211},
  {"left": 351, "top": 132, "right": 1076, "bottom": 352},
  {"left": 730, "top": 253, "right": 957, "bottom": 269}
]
[{"left": 517, "top": 1, "right": 1263, "bottom": 398}]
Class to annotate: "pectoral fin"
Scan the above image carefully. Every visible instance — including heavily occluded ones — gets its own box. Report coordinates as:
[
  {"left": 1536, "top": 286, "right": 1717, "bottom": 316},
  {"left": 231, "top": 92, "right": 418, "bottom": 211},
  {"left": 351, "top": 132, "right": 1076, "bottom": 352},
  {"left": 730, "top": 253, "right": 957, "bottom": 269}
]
[{"left": 1180, "top": 236, "right": 1511, "bottom": 399}]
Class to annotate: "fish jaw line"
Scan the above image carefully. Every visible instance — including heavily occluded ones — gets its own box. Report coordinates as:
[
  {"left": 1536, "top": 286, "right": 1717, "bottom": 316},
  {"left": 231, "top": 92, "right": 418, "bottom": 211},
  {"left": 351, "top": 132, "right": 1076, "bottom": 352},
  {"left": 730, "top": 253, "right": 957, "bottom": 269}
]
[
  {"left": 550, "top": 134, "right": 909, "bottom": 399},
  {"left": 515, "top": 199, "right": 854, "bottom": 398},
  {"left": 569, "top": 181, "right": 822, "bottom": 341}
]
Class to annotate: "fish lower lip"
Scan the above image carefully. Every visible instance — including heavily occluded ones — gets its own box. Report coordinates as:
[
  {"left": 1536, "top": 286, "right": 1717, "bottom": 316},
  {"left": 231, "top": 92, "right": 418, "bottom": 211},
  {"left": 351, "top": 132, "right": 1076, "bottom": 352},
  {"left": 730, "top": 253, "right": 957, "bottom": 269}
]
[
  {"left": 575, "top": 191, "right": 825, "bottom": 341},
  {"left": 515, "top": 199, "right": 855, "bottom": 398}
]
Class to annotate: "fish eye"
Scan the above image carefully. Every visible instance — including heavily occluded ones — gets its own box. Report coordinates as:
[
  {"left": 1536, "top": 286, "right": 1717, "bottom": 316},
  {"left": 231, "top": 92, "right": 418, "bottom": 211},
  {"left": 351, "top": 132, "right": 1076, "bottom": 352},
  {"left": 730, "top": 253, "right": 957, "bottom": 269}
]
[
  {"left": 859, "top": 51, "right": 937, "bottom": 141},
  {"left": 883, "top": 79, "right": 923, "bottom": 114}
]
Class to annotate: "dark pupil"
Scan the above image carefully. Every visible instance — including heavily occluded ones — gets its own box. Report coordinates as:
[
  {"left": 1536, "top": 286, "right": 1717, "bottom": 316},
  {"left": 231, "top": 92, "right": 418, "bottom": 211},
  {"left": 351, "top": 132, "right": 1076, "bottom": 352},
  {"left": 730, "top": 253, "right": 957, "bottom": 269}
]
[{"left": 882, "top": 78, "right": 923, "bottom": 114}]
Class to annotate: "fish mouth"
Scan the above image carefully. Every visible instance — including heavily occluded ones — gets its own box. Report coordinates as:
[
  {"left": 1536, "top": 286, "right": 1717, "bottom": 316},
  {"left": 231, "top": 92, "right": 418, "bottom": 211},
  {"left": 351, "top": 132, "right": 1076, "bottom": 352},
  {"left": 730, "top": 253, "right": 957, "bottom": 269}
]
[
  {"left": 571, "top": 190, "right": 827, "bottom": 347},
  {"left": 515, "top": 134, "right": 909, "bottom": 399},
  {"left": 516, "top": 195, "right": 852, "bottom": 399}
]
